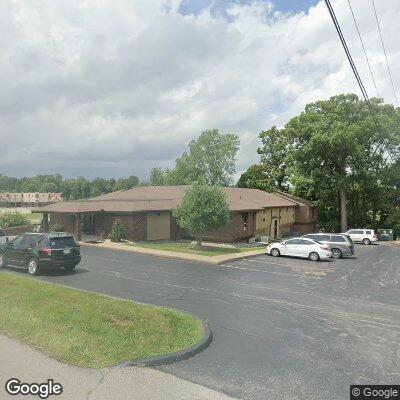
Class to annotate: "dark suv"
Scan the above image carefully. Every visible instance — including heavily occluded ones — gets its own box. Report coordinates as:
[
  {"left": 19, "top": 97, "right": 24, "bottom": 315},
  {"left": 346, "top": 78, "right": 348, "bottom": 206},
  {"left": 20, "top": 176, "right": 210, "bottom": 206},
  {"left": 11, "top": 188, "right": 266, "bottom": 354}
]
[
  {"left": 0, "top": 232, "right": 81, "bottom": 275},
  {"left": 302, "top": 233, "right": 355, "bottom": 259}
]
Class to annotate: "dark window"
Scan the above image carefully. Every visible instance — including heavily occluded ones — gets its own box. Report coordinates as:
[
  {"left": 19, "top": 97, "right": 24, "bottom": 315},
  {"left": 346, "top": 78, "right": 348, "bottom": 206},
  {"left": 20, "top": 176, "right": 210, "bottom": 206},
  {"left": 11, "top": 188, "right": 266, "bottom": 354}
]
[
  {"left": 11, "top": 235, "right": 24, "bottom": 247},
  {"left": 366, "top": 230, "right": 372, "bottom": 235},
  {"left": 49, "top": 236, "right": 76, "bottom": 248},
  {"left": 354, "top": 230, "right": 364, "bottom": 234},
  {"left": 263, "top": 218, "right": 266, "bottom": 222},
  {"left": 0, "top": 229, "right": 5, "bottom": 237},
  {"left": 298, "top": 239, "right": 314, "bottom": 245},
  {"left": 286, "top": 239, "right": 301, "bottom": 245},
  {"left": 331, "top": 235, "right": 346, "bottom": 243},
  {"left": 303, "top": 234, "right": 315, "bottom": 240},
  {"left": 316, "top": 234, "right": 331, "bottom": 242},
  {"left": 20, "top": 234, "right": 44, "bottom": 247},
  {"left": 242, "top": 213, "right": 248, "bottom": 231}
]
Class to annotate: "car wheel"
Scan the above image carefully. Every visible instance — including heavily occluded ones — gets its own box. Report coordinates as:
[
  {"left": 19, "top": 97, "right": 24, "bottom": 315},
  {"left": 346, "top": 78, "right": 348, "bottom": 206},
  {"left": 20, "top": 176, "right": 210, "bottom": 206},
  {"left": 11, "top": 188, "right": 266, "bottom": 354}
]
[
  {"left": 27, "top": 258, "right": 40, "bottom": 276},
  {"left": 64, "top": 265, "right": 76, "bottom": 272},
  {"left": 331, "top": 248, "right": 342, "bottom": 259},
  {"left": 362, "top": 238, "right": 371, "bottom": 245},
  {"left": 309, "top": 252, "right": 319, "bottom": 262},
  {"left": 270, "top": 248, "right": 280, "bottom": 257},
  {"left": 0, "top": 252, "right": 5, "bottom": 268}
]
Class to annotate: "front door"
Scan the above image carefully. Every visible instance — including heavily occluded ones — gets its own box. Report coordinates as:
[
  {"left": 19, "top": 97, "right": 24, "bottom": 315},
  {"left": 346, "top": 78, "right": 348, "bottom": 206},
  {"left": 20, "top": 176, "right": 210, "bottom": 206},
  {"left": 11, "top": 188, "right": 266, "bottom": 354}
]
[{"left": 5, "top": 235, "right": 25, "bottom": 266}]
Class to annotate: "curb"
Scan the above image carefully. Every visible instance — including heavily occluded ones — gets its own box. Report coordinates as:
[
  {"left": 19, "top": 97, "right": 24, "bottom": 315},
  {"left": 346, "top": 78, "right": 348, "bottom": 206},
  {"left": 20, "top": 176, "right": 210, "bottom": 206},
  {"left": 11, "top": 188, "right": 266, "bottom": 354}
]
[
  {"left": 80, "top": 241, "right": 266, "bottom": 265},
  {"left": 115, "top": 321, "right": 213, "bottom": 368}
]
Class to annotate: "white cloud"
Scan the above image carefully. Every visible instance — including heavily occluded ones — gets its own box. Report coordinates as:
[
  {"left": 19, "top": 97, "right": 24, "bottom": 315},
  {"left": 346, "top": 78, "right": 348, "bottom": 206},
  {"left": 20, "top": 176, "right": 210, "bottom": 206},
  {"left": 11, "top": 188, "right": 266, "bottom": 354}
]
[{"left": 0, "top": 0, "right": 399, "bottom": 180}]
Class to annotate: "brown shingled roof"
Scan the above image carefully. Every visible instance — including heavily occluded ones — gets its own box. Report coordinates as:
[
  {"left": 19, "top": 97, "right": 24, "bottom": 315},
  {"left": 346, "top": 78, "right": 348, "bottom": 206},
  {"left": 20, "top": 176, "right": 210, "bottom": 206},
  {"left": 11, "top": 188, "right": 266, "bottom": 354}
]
[
  {"left": 275, "top": 191, "right": 315, "bottom": 207},
  {"left": 33, "top": 186, "right": 297, "bottom": 214}
]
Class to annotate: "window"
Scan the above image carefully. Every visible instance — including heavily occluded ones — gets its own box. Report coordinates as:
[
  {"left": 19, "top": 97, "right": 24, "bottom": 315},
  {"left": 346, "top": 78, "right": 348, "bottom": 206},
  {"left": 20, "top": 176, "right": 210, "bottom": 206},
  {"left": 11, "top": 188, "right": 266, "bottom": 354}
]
[
  {"left": 263, "top": 218, "right": 266, "bottom": 222},
  {"left": 49, "top": 236, "right": 76, "bottom": 248},
  {"left": 347, "top": 230, "right": 357, "bottom": 234},
  {"left": 20, "top": 234, "right": 44, "bottom": 247},
  {"left": 303, "top": 234, "right": 315, "bottom": 240},
  {"left": 366, "top": 230, "right": 372, "bottom": 235},
  {"left": 354, "top": 230, "right": 364, "bottom": 234},
  {"left": 316, "top": 234, "right": 331, "bottom": 242},
  {"left": 285, "top": 239, "right": 301, "bottom": 245},
  {"left": 242, "top": 213, "right": 248, "bottom": 231},
  {"left": 298, "top": 239, "right": 314, "bottom": 245},
  {"left": 331, "top": 235, "right": 346, "bottom": 243}
]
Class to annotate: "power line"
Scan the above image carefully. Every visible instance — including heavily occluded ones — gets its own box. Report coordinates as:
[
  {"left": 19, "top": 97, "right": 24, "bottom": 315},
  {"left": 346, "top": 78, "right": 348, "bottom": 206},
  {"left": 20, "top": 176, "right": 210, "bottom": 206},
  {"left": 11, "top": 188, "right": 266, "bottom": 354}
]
[
  {"left": 323, "top": 0, "right": 379, "bottom": 128},
  {"left": 347, "top": 0, "right": 380, "bottom": 98},
  {"left": 371, "top": 0, "right": 398, "bottom": 106}
]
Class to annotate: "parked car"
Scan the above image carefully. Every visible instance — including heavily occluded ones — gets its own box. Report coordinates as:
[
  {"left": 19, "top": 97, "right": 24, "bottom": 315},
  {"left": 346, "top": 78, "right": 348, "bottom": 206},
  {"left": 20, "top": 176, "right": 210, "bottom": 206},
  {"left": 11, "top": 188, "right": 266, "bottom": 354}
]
[
  {"left": 266, "top": 238, "right": 332, "bottom": 261},
  {"left": 344, "top": 229, "right": 378, "bottom": 245},
  {"left": 377, "top": 229, "right": 394, "bottom": 241},
  {"left": 302, "top": 233, "right": 354, "bottom": 259},
  {"left": 0, "top": 232, "right": 81, "bottom": 275}
]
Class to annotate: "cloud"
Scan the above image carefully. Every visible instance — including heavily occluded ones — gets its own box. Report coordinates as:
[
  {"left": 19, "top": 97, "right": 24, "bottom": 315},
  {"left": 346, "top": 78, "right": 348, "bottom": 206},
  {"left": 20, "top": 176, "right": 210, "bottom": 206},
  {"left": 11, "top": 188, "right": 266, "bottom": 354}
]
[{"left": 0, "top": 0, "right": 399, "bottom": 180}]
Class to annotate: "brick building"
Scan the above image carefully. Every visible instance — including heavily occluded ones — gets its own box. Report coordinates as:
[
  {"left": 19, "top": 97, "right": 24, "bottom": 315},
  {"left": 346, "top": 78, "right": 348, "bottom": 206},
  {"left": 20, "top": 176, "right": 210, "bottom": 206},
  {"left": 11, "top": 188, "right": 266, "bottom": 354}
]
[{"left": 33, "top": 186, "right": 316, "bottom": 242}]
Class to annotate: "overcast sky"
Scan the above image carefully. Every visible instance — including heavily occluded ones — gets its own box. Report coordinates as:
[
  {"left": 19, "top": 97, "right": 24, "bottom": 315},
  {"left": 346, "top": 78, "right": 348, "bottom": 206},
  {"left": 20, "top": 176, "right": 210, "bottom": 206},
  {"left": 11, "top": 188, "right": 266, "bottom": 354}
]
[{"left": 0, "top": 0, "right": 399, "bottom": 180}]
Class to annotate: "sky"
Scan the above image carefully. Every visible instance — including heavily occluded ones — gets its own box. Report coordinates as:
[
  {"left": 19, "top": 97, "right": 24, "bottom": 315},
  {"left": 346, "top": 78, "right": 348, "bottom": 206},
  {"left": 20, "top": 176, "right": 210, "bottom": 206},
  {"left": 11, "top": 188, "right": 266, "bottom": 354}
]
[{"left": 0, "top": 0, "right": 399, "bottom": 181}]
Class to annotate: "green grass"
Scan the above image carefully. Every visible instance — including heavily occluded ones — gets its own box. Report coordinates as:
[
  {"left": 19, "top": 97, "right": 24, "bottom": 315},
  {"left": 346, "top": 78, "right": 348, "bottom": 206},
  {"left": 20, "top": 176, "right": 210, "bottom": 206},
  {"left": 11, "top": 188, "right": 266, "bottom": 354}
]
[
  {"left": 0, "top": 273, "right": 204, "bottom": 368},
  {"left": 28, "top": 213, "right": 42, "bottom": 221},
  {"left": 131, "top": 241, "right": 262, "bottom": 256}
]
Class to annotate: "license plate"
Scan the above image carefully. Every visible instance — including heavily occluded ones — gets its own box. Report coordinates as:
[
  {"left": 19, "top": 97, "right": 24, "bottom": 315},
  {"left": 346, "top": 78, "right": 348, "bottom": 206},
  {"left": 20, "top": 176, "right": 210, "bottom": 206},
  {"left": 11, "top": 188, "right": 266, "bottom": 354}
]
[{"left": 63, "top": 248, "right": 72, "bottom": 255}]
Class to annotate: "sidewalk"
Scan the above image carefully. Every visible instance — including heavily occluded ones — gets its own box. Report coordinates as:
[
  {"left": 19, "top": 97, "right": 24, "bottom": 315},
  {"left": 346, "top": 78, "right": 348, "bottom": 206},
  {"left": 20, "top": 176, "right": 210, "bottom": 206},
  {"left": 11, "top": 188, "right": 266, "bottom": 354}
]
[
  {"left": 0, "top": 334, "right": 237, "bottom": 400},
  {"left": 81, "top": 241, "right": 266, "bottom": 265}
]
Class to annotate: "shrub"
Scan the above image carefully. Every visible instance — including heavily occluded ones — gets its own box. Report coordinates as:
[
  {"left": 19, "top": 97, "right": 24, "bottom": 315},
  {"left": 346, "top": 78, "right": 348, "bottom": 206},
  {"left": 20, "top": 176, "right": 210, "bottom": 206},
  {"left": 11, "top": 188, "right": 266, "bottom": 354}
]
[
  {"left": 0, "top": 213, "right": 30, "bottom": 228},
  {"left": 108, "top": 219, "right": 124, "bottom": 242}
]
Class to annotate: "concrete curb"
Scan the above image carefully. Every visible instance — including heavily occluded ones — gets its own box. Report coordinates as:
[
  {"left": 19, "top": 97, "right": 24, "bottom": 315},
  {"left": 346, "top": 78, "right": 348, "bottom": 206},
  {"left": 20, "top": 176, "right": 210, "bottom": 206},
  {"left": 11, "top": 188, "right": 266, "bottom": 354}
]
[
  {"left": 115, "top": 321, "right": 213, "bottom": 368},
  {"left": 80, "top": 241, "right": 266, "bottom": 265}
]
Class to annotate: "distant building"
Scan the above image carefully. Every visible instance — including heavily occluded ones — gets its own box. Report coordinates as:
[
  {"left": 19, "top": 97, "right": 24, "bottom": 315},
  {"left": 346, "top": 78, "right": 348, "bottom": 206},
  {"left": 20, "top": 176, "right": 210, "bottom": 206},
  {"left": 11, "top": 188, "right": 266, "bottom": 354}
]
[
  {"left": 0, "top": 193, "right": 63, "bottom": 207},
  {"left": 34, "top": 186, "right": 316, "bottom": 242}
]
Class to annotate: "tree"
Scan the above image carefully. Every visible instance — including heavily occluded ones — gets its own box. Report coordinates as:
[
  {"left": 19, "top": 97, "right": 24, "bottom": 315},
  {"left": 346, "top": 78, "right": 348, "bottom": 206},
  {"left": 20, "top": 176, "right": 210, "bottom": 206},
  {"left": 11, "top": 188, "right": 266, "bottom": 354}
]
[
  {"left": 243, "top": 94, "right": 400, "bottom": 232},
  {"left": 108, "top": 219, "right": 124, "bottom": 242},
  {"left": 149, "top": 167, "right": 166, "bottom": 186},
  {"left": 237, "top": 164, "right": 276, "bottom": 192},
  {"left": 165, "top": 129, "right": 240, "bottom": 186},
  {"left": 257, "top": 126, "right": 290, "bottom": 191},
  {"left": 173, "top": 184, "right": 230, "bottom": 245}
]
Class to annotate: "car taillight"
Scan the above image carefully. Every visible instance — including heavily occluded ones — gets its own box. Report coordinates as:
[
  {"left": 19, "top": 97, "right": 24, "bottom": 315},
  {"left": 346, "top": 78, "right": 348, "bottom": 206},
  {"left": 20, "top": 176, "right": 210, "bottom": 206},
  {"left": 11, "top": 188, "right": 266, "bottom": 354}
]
[
  {"left": 320, "top": 245, "right": 329, "bottom": 251},
  {"left": 40, "top": 247, "right": 52, "bottom": 256}
]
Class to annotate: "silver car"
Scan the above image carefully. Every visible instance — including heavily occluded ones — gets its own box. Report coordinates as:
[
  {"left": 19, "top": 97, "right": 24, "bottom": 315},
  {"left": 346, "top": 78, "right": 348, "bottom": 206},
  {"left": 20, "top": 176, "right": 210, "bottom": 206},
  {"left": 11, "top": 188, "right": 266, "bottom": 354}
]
[
  {"left": 302, "top": 233, "right": 354, "bottom": 259},
  {"left": 266, "top": 238, "right": 332, "bottom": 261}
]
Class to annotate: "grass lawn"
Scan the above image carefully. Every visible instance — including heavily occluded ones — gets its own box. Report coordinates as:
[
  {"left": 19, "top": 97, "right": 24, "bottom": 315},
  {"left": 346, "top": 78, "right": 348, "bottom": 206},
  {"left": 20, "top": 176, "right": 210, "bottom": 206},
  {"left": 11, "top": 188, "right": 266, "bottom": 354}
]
[
  {"left": 0, "top": 273, "right": 203, "bottom": 368},
  {"left": 28, "top": 212, "right": 42, "bottom": 221},
  {"left": 131, "top": 241, "right": 262, "bottom": 256}
]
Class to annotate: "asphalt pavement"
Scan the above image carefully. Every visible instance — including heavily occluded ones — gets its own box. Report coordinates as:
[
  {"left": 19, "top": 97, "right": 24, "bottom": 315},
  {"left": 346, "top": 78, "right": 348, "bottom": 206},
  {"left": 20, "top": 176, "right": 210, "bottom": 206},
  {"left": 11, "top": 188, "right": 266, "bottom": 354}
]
[{"left": 2, "top": 242, "right": 399, "bottom": 400}]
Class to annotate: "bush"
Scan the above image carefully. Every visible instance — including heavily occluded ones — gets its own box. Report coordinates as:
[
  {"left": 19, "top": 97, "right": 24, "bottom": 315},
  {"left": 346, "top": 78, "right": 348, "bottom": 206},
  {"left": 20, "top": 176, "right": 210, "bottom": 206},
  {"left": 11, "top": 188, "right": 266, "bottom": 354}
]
[
  {"left": 0, "top": 213, "right": 30, "bottom": 228},
  {"left": 108, "top": 219, "right": 124, "bottom": 242}
]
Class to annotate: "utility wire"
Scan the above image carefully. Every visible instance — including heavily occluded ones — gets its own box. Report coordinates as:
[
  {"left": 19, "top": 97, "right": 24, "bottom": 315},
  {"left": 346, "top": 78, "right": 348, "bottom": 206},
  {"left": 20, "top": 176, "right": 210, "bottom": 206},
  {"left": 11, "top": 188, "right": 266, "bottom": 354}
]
[
  {"left": 347, "top": 0, "right": 380, "bottom": 99},
  {"left": 371, "top": 0, "right": 398, "bottom": 106},
  {"left": 324, "top": 0, "right": 373, "bottom": 108}
]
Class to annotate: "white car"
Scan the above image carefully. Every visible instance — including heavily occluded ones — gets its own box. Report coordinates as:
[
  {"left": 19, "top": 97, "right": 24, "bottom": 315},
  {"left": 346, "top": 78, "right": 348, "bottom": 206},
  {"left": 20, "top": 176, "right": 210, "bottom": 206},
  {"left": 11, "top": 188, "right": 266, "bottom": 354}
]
[
  {"left": 266, "top": 238, "right": 332, "bottom": 261},
  {"left": 344, "top": 229, "right": 378, "bottom": 245}
]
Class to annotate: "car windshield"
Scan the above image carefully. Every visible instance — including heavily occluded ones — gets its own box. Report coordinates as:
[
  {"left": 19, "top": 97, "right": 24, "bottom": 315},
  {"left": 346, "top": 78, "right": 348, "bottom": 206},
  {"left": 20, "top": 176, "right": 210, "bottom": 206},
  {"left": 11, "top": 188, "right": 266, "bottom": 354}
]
[{"left": 49, "top": 237, "right": 76, "bottom": 248}]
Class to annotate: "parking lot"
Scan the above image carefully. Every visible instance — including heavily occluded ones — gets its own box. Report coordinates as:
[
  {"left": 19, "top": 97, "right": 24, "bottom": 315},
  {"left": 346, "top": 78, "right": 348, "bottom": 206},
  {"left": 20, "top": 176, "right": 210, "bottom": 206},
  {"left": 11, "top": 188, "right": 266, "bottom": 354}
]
[{"left": 2, "top": 242, "right": 399, "bottom": 400}]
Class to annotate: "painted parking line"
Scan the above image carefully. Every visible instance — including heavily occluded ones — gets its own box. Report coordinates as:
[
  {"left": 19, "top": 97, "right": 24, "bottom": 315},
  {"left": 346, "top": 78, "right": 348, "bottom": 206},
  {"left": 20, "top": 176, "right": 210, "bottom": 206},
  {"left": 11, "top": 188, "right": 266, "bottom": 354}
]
[
  {"left": 220, "top": 264, "right": 323, "bottom": 279},
  {"left": 245, "top": 258, "right": 335, "bottom": 271}
]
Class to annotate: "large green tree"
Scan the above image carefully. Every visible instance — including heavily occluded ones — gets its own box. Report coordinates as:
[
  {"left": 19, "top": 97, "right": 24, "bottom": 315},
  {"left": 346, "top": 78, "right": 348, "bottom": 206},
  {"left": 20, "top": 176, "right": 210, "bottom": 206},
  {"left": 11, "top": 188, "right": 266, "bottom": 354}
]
[
  {"left": 166, "top": 129, "right": 240, "bottom": 186},
  {"left": 246, "top": 94, "right": 400, "bottom": 232},
  {"left": 173, "top": 184, "right": 230, "bottom": 245}
]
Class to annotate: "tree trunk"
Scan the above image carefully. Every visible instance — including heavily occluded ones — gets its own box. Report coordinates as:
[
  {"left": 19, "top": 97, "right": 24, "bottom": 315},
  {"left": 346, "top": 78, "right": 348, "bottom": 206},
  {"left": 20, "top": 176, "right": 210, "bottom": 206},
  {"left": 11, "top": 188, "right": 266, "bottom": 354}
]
[{"left": 340, "top": 188, "right": 347, "bottom": 232}]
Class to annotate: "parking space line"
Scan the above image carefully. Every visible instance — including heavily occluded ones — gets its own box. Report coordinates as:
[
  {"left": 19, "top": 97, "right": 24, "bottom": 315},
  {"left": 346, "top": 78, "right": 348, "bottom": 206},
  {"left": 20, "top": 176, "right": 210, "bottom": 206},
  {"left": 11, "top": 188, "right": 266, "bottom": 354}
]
[{"left": 220, "top": 264, "right": 323, "bottom": 279}]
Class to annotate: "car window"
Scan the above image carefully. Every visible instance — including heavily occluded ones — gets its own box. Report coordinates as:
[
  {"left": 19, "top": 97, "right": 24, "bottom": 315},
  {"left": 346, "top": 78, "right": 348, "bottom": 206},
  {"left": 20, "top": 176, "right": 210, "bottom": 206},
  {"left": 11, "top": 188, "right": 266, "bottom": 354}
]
[
  {"left": 10, "top": 235, "right": 24, "bottom": 247},
  {"left": 298, "top": 239, "right": 314, "bottom": 245},
  {"left": 21, "top": 234, "right": 45, "bottom": 247},
  {"left": 303, "top": 234, "right": 314, "bottom": 240},
  {"left": 49, "top": 236, "right": 76, "bottom": 248},
  {"left": 0, "top": 229, "right": 5, "bottom": 237},
  {"left": 347, "top": 230, "right": 355, "bottom": 234},
  {"left": 285, "top": 239, "right": 301, "bottom": 245},
  {"left": 331, "top": 235, "right": 346, "bottom": 243},
  {"left": 316, "top": 234, "right": 331, "bottom": 241},
  {"left": 366, "top": 230, "right": 372, "bottom": 235}
]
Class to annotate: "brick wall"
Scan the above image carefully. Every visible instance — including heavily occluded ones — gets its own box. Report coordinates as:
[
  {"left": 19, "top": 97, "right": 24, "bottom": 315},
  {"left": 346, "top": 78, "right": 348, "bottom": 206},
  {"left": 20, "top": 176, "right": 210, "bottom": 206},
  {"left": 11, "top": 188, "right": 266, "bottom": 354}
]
[
  {"left": 181, "top": 212, "right": 256, "bottom": 243},
  {"left": 95, "top": 213, "right": 147, "bottom": 242},
  {"left": 50, "top": 214, "right": 76, "bottom": 234}
]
